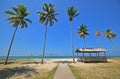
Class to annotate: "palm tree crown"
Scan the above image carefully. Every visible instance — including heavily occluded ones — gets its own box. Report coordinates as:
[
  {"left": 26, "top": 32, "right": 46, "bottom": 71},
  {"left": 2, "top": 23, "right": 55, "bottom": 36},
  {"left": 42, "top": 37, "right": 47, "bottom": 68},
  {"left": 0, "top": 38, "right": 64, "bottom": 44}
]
[
  {"left": 5, "top": 4, "right": 32, "bottom": 28},
  {"left": 94, "top": 30, "right": 101, "bottom": 47},
  {"left": 103, "top": 29, "right": 116, "bottom": 39},
  {"left": 78, "top": 24, "right": 89, "bottom": 38},
  {"left": 94, "top": 30, "right": 101, "bottom": 36},
  {"left": 67, "top": 6, "right": 80, "bottom": 21},
  {"left": 37, "top": 3, "right": 58, "bottom": 26}
]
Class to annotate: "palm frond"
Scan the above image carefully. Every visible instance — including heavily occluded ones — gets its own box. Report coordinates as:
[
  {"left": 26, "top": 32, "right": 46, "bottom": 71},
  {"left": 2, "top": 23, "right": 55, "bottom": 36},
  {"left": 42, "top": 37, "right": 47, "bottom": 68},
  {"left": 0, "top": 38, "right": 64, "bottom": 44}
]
[
  {"left": 5, "top": 4, "right": 31, "bottom": 28},
  {"left": 38, "top": 3, "right": 58, "bottom": 26},
  {"left": 39, "top": 16, "right": 46, "bottom": 23},
  {"left": 4, "top": 10, "right": 16, "bottom": 15},
  {"left": 50, "top": 18, "right": 53, "bottom": 26},
  {"left": 53, "top": 17, "right": 58, "bottom": 22},
  {"left": 78, "top": 24, "right": 89, "bottom": 38},
  {"left": 25, "top": 18, "right": 32, "bottom": 23},
  {"left": 37, "top": 12, "right": 44, "bottom": 15},
  {"left": 44, "top": 3, "right": 49, "bottom": 12},
  {"left": 24, "top": 12, "right": 30, "bottom": 17},
  {"left": 42, "top": 4, "right": 46, "bottom": 11},
  {"left": 74, "top": 13, "right": 80, "bottom": 17},
  {"left": 5, "top": 15, "right": 17, "bottom": 21},
  {"left": 94, "top": 30, "right": 101, "bottom": 36},
  {"left": 103, "top": 28, "right": 116, "bottom": 39},
  {"left": 20, "top": 20, "right": 27, "bottom": 28},
  {"left": 12, "top": 21, "right": 19, "bottom": 27},
  {"left": 11, "top": 6, "right": 18, "bottom": 13},
  {"left": 67, "top": 6, "right": 79, "bottom": 21}
]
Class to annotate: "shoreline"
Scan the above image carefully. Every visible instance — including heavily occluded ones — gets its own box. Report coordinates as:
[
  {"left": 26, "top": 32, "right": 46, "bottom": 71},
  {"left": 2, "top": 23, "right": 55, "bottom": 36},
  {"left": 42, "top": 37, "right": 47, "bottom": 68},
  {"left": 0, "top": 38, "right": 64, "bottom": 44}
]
[{"left": 0, "top": 56, "right": 120, "bottom": 60}]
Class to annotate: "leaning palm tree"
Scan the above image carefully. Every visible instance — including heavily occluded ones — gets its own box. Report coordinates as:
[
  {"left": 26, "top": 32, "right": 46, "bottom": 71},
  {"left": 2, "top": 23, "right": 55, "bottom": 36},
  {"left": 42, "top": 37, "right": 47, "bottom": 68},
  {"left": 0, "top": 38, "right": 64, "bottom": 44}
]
[
  {"left": 103, "top": 28, "right": 116, "bottom": 52},
  {"left": 78, "top": 24, "right": 89, "bottom": 48},
  {"left": 4, "top": 5, "right": 32, "bottom": 64},
  {"left": 67, "top": 6, "right": 80, "bottom": 62},
  {"left": 94, "top": 30, "right": 101, "bottom": 47},
  {"left": 37, "top": 3, "right": 58, "bottom": 64}
]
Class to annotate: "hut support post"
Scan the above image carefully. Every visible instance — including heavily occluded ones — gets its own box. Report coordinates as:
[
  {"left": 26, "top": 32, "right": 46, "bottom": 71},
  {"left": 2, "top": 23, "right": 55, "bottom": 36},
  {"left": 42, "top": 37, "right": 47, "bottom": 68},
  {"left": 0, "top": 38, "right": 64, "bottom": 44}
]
[
  {"left": 89, "top": 53, "right": 91, "bottom": 57},
  {"left": 98, "top": 52, "right": 99, "bottom": 56},
  {"left": 83, "top": 53, "right": 84, "bottom": 57},
  {"left": 96, "top": 52, "right": 98, "bottom": 56},
  {"left": 104, "top": 52, "right": 106, "bottom": 57}
]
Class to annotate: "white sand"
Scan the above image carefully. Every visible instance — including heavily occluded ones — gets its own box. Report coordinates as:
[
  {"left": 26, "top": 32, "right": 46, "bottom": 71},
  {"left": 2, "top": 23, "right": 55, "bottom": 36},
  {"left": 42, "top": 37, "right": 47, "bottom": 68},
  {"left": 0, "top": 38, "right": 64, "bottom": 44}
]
[{"left": 21, "top": 58, "right": 74, "bottom": 71}]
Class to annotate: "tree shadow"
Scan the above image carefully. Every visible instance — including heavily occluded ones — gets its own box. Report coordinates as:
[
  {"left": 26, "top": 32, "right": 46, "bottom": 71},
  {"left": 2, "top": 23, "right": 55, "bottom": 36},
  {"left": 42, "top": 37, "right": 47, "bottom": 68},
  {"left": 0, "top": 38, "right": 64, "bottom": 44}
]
[
  {"left": 22, "top": 62, "right": 40, "bottom": 64},
  {"left": 0, "top": 66, "right": 37, "bottom": 79},
  {"left": 0, "top": 59, "right": 15, "bottom": 65},
  {"left": 54, "top": 60, "right": 73, "bottom": 64},
  {"left": 0, "top": 62, "right": 14, "bottom": 64}
]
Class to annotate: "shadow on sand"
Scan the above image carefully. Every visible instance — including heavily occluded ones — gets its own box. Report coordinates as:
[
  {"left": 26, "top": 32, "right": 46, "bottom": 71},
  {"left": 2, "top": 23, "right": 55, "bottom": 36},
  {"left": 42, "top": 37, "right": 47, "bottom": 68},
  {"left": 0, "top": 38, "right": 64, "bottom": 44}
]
[
  {"left": 0, "top": 62, "right": 14, "bottom": 64},
  {"left": 22, "top": 62, "right": 41, "bottom": 64},
  {"left": 54, "top": 60, "right": 73, "bottom": 64},
  {"left": 0, "top": 66, "right": 37, "bottom": 79}
]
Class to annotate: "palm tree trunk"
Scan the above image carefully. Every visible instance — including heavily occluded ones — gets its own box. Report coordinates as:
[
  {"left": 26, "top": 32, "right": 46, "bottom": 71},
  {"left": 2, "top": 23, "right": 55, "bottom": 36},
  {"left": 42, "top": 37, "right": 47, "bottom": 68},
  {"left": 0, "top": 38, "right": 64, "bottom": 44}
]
[
  {"left": 109, "top": 39, "right": 116, "bottom": 53},
  {"left": 96, "top": 36, "right": 101, "bottom": 48},
  {"left": 41, "top": 26, "right": 48, "bottom": 64},
  {"left": 83, "top": 38, "right": 86, "bottom": 48},
  {"left": 70, "top": 21, "right": 75, "bottom": 63},
  {"left": 4, "top": 26, "right": 18, "bottom": 65},
  {"left": 110, "top": 39, "right": 114, "bottom": 48}
]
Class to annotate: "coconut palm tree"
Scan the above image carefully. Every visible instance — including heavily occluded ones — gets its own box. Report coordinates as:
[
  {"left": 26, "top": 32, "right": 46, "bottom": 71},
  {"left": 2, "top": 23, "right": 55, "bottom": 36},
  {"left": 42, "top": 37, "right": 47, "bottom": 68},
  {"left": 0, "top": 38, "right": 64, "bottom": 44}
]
[
  {"left": 67, "top": 6, "right": 80, "bottom": 62},
  {"left": 4, "top": 5, "right": 32, "bottom": 64},
  {"left": 94, "top": 30, "right": 101, "bottom": 47},
  {"left": 78, "top": 24, "right": 89, "bottom": 48},
  {"left": 37, "top": 3, "right": 58, "bottom": 64},
  {"left": 103, "top": 28, "right": 116, "bottom": 52}
]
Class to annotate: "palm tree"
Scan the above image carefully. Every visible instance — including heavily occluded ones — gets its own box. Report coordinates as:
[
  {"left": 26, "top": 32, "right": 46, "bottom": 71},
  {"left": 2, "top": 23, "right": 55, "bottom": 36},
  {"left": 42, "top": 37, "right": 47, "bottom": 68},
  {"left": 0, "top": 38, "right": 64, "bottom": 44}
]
[
  {"left": 103, "top": 28, "right": 116, "bottom": 52},
  {"left": 67, "top": 6, "right": 80, "bottom": 62},
  {"left": 4, "top": 5, "right": 32, "bottom": 64},
  {"left": 78, "top": 24, "right": 89, "bottom": 48},
  {"left": 94, "top": 30, "right": 101, "bottom": 47},
  {"left": 37, "top": 3, "right": 58, "bottom": 64}
]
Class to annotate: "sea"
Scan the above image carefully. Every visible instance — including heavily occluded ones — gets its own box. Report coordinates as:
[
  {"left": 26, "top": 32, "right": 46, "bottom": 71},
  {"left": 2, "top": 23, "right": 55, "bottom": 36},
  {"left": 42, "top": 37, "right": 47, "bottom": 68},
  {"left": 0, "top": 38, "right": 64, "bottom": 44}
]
[{"left": 0, "top": 56, "right": 120, "bottom": 59}]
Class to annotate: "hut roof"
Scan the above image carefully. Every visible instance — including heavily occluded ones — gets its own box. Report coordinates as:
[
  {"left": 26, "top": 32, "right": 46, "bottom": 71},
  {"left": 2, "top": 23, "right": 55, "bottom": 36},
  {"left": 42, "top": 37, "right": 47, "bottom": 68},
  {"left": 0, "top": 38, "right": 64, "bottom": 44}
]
[{"left": 75, "top": 48, "right": 108, "bottom": 53}]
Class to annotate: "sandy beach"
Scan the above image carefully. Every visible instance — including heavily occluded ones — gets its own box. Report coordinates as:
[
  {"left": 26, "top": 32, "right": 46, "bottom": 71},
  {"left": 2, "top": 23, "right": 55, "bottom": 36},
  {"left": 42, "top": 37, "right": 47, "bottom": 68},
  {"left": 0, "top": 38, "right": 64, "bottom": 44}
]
[
  {"left": 0, "top": 58, "right": 74, "bottom": 79},
  {"left": 0, "top": 58, "right": 120, "bottom": 79}
]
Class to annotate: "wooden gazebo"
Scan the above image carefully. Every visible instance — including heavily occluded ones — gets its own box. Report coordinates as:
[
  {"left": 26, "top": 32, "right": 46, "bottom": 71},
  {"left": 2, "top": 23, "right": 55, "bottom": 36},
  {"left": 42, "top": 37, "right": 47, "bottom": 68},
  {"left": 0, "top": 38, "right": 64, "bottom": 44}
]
[{"left": 75, "top": 48, "right": 108, "bottom": 62}]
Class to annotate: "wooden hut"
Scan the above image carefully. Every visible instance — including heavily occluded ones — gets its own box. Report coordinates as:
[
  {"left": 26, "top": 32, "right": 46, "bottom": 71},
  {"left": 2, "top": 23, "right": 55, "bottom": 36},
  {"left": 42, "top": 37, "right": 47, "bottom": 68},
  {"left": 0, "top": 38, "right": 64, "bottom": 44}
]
[{"left": 75, "top": 48, "right": 108, "bottom": 62}]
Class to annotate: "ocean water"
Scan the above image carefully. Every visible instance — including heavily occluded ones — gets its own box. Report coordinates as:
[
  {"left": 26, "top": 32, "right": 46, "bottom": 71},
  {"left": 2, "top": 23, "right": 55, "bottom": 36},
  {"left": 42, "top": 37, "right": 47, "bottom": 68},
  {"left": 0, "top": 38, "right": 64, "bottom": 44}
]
[
  {"left": 0, "top": 56, "right": 77, "bottom": 59},
  {"left": 0, "top": 56, "right": 120, "bottom": 59}
]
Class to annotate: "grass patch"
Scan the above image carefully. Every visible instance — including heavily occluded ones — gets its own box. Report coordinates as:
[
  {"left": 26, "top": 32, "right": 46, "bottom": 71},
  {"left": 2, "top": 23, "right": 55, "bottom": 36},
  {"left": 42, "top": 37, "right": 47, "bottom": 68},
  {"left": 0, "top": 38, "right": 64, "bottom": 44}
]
[
  {"left": 46, "top": 65, "right": 58, "bottom": 79},
  {"left": 69, "top": 58, "right": 120, "bottom": 79},
  {"left": 69, "top": 65, "right": 85, "bottom": 79}
]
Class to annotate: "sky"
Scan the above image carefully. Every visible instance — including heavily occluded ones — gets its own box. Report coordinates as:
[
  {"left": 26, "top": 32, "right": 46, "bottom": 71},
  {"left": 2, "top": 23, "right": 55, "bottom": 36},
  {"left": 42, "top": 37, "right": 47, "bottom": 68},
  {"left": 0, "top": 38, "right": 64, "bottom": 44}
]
[{"left": 0, "top": 0, "right": 120, "bottom": 56}]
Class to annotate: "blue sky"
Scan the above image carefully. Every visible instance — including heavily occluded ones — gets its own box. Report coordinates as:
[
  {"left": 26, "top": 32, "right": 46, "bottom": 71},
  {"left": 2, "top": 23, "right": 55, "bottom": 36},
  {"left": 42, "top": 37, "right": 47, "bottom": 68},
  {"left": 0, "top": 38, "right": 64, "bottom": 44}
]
[{"left": 0, "top": 0, "right": 120, "bottom": 56}]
